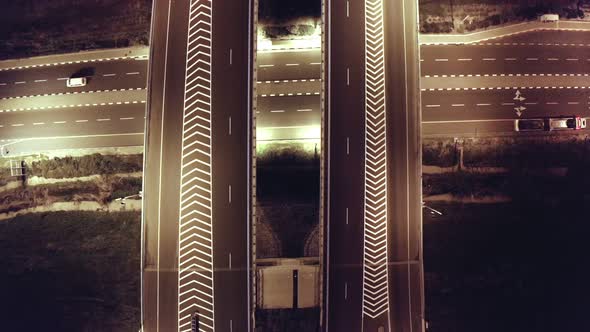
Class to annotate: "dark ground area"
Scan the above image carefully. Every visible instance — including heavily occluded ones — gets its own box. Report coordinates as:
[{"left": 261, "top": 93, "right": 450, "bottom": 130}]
[
  {"left": 256, "top": 308, "right": 321, "bottom": 332},
  {"left": 424, "top": 198, "right": 590, "bottom": 332},
  {"left": 259, "top": 0, "right": 321, "bottom": 23},
  {"left": 0, "top": 211, "right": 141, "bottom": 332},
  {"left": 256, "top": 148, "right": 320, "bottom": 258},
  {"left": 0, "top": 0, "right": 151, "bottom": 60}
]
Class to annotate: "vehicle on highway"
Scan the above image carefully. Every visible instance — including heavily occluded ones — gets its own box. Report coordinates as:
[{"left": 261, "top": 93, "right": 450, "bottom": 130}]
[
  {"left": 66, "top": 77, "right": 87, "bottom": 87},
  {"left": 514, "top": 118, "right": 548, "bottom": 132},
  {"left": 540, "top": 14, "right": 559, "bottom": 22},
  {"left": 548, "top": 116, "right": 587, "bottom": 131}
]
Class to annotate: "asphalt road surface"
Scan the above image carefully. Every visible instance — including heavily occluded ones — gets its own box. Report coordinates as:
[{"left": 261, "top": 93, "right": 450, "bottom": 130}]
[
  {"left": 141, "top": 0, "right": 251, "bottom": 331},
  {"left": 325, "top": 0, "right": 424, "bottom": 331},
  {"left": 0, "top": 58, "right": 147, "bottom": 99}
]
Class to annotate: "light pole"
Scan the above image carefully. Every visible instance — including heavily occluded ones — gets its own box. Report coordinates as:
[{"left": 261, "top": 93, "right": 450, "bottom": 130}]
[
  {"left": 423, "top": 201, "right": 443, "bottom": 216},
  {"left": 115, "top": 191, "right": 143, "bottom": 205}
]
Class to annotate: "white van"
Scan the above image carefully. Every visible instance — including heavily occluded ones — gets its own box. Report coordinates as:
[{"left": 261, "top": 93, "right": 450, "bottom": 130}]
[
  {"left": 540, "top": 14, "right": 559, "bottom": 22},
  {"left": 66, "top": 77, "right": 87, "bottom": 88}
]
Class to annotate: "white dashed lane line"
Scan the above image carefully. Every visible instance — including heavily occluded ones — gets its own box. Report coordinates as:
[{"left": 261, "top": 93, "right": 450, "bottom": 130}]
[
  {"left": 451, "top": 104, "right": 464, "bottom": 107},
  {"left": 434, "top": 58, "right": 448, "bottom": 62},
  {"left": 14, "top": 81, "right": 26, "bottom": 84},
  {"left": 270, "top": 110, "right": 285, "bottom": 113},
  {"left": 285, "top": 63, "right": 300, "bottom": 66},
  {"left": 297, "top": 109, "right": 313, "bottom": 112},
  {"left": 97, "top": 118, "right": 111, "bottom": 122},
  {"left": 34, "top": 79, "right": 47, "bottom": 82},
  {"left": 309, "top": 62, "right": 321, "bottom": 65},
  {"left": 566, "top": 58, "right": 579, "bottom": 61},
  {"left": 526, "top": 58, "right": 539, "bottom": 61},
  {"left": 458, "top": 58, "right": 472, "bottom": 61},
  {"left": 259, "top": 64, "right": 274, "bottom": 68},
  {"left": 103, "top": 73, "right": 116, "bottom": 77},
  {"left": 501, "top": 102, "right": 515, "bottom": 105},
  {"left": 33, "top": 122, "right": 45, "bottom": 125},
  {"left": 504, "top": 58, "right": 517, "bottom": 61},
  {"left": 75, "top": 120, "right": 89, "bottom": 123},
  {"left": 53, "top": 121, "right": 66, "bottom": 124},
  {"left": 568, "top": 102, "right": 579, "bottom": 105},
  {"left": 547, "top": 58, "right": 559, "bottom": 61},
  {"left": 524, "top": 102, "right": 538, "bottom": 105},
  {"left": 546, "top": 102, "right": 559, "bottom": 105},
  {"left": 425, "top": 104, "right": 440, "bottom": 108},
  {"left": 11, "top": 124, "right": 24, "bottom": 127},
  {"left": 120, "top": 117, "right": 135, "bottom": 120},
  {"left": 126, "top": 72, "right": 140, "bottom": 75},
  {"left": 57, "top": 78, "right": 68, "bottom": 80},
  {"left": 476, "top": 103, "right": 491, "bottom": 106},
  {"left": 482, "top": 58, "right": 496, "bottom": 61}
]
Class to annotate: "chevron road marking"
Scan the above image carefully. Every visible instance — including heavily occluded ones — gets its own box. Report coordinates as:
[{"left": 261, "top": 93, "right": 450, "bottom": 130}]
[{"left": 177, "top": 1, "right": 215, "bottom": 332}]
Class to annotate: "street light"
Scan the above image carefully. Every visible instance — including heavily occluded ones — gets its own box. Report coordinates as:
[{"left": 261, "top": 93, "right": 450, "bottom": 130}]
[
  {"left": 115, "top": 191, "right": 143, "bottom": 205},
  {"left": 422, "top": 201, "right": 443, "bottom": 216}
]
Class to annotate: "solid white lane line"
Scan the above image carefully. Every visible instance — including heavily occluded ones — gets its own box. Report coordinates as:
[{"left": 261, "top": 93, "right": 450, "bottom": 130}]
[
  {"left": 75, "top": 120, "right": 88, "bottom": 123},
  {"left": 53, "top": 121, "right": 66, "bottom": 124},
  {"left": 425, "top": 104, "right": 440, "bottom": 108},
  {"left": 458, "top": 58, "right": 472, "bottom": 61},
  {"left": 97, "top": 118, "right": 111, "bottom": 121},
  {"left": 11, "top": 123, "right": 24, "bottom": 127},
  {"left": 482, "top": 58, "right": 496, "bottom": 61},
  {"left": 526, "top": 58, "right": 538, "bottom": 61},
  {"left": 270, "top": 110, "right": 285, "bottom": 113},
  {"left": 259, "top": 64, "right": 274, "bottom": 67},
  {"left": 423, "top": 118, "right": 513, "bottom": 124},
  {"left": 434, "top": 58, "right": 448, "bottom": 62},
  {"left": 103, "top": 73, "right": 116, "bottom": 77},
  {"left": 297, "top": 109, "right": 313, "bottom": 112},
  {"left": 33, "top": 122, "right": 45, "bottom": 125},
  {"left": 126, "top": 72, "right": 140, "bottom": 75},
  {"left": 34, "top": 79, "right": 47, "bottom": 82},
  {"left": 501, "top": 102, "right": 515, "bottom": 105},
  {"left": 285, "top": 63, "right": 300, "bottom": 66},
  {"left": 451, "top": 104, "right": 464, "bottom": 107},
  {"left": 476, "top": 103, "right": 491, "bottom": 106},
  {"left": 505, "top": 58, "right": 517, "bottom": 61},
  {"left": 14, "top": 81, "right": 26, "bottom": 84},
  {"left": 120, "top": 117, "right": 135, "bottom": 120}
]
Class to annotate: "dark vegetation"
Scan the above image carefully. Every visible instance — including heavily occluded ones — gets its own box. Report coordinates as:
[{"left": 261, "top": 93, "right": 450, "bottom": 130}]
[
  {"left": 0, "top": 176, "right": 142, "bottom": 214},
  {"left": 0, "top": 211, "right": 141, "bottom": 332},
  {"left": 28, "top": 153, "right": 143, "bottom": 178},
  {"left": 424, "top": 200, "right": 590, "bottom": 332},
  {"left": 423, "top": 136, "right": 590, "bottom": 168},
  {"left": 0, "top": 0, "right": 151, "bottom": 60},
  {"left": 259, "top": 0, "right": 321, "bottom": 23},
  {"left": 419, "top": 0, "right": 586, "bottom": 33}
]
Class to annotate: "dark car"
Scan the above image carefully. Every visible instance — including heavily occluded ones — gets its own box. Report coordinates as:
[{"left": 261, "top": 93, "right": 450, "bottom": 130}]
[{"left": 514, "top": 118, "right": 548, "bottom": 132}]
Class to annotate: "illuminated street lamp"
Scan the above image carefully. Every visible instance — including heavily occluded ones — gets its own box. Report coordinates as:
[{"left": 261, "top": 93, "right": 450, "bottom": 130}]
[
  {"left": 422, "top": 201, "right": 443, "bottom": 216},
  {"left": 115, "top": 191, "right": 143, "bottom": 205}
]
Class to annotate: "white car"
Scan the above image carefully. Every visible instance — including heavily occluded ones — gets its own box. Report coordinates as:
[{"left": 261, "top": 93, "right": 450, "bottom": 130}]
[
  {"left": 66, "top": 77, "right": 87, "bottom": 88},
  {"left": 548, "top": 116, "right": 587, "bottom": 131}
]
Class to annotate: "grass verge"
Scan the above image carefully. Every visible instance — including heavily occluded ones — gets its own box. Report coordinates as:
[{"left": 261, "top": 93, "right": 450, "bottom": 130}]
[{"left": 0, "top": 211, "right": 141, "bottom": 331}]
